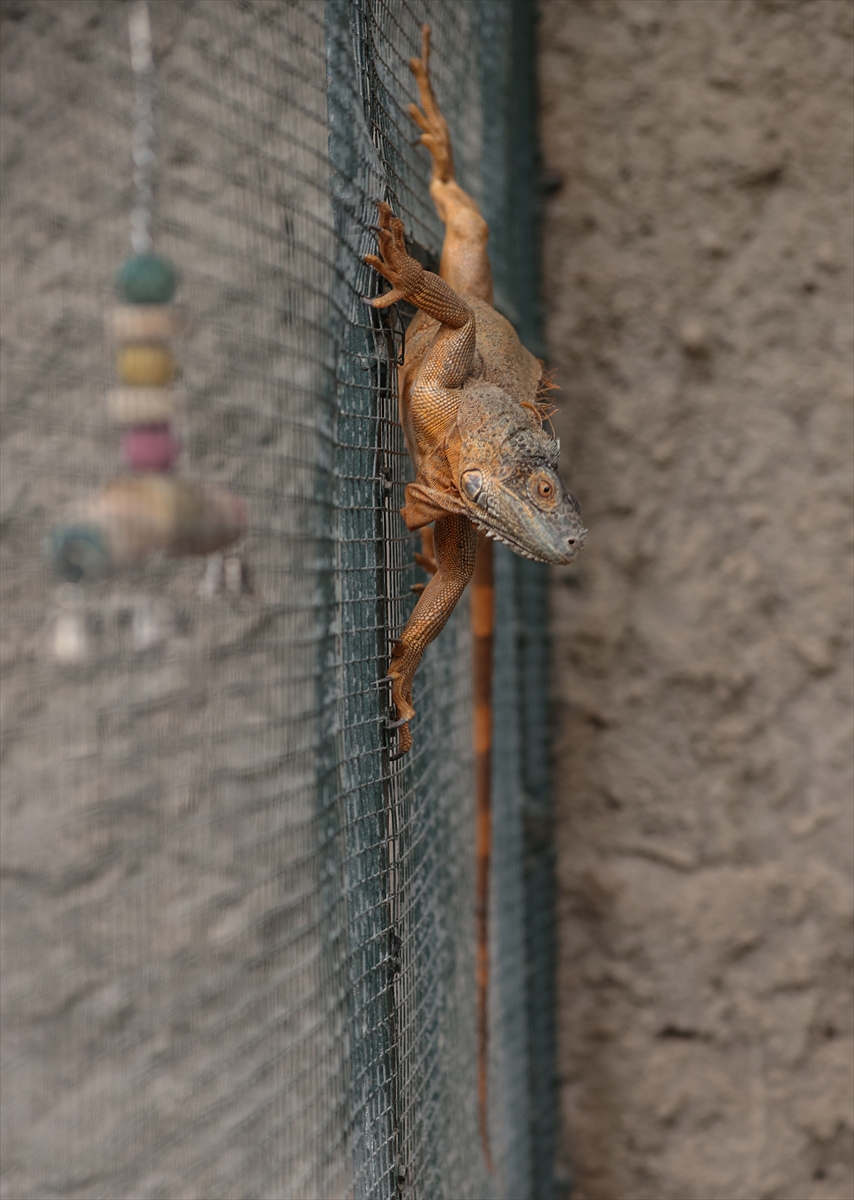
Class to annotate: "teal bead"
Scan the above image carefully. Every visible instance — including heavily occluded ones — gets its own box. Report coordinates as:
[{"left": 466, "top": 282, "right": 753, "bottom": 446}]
[
  {"left": 44, "top": 524, "right": 110, "bottom": 583},
  {"left": 114, "top": 255, "right": 178, "bottom": 305}
]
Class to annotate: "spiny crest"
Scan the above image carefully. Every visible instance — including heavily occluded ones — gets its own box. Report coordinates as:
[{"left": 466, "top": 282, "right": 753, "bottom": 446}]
[
  {"left": 524, "top": 362, "right": 560, "bottom": 435},
  {"left": 535, "top": 362, "right": 560, "bottom": 402},
  {"left": 520, "top": 397, "right": 558, "bottom": 428}
]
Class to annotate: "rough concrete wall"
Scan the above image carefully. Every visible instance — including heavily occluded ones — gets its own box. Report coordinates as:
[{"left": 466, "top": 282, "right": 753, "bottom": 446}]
[{"left": 538, "top": 2, "right": 854, "bottom": 1199}]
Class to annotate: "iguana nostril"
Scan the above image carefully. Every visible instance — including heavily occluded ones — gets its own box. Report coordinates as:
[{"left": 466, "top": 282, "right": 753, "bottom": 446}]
[{"left": 567, "top": 537, "right": 577, "bottom": 547}]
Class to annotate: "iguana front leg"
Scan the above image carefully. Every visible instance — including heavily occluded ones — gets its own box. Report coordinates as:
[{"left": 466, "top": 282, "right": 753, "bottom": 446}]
[{"left": 385, "top": 513, "right": 477, "bottom": 758}]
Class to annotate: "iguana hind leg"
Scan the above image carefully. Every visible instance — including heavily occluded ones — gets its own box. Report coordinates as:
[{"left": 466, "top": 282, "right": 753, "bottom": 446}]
[
  {"left": 409, "top": 25, "right": 493, "bottom": 304},
  {"left": 386, "top": 513, "right": 477, "bottom": 758}
]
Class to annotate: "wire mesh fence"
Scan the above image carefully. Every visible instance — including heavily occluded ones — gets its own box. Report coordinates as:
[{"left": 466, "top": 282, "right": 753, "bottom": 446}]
[{"left": 0, "top": 2, "right": 555, "bottom": 1197}]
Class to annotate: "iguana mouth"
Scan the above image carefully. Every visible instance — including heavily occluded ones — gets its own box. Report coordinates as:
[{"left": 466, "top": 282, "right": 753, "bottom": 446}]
[{"left": 473, "top": 518, "right": 585, "bottom": 565}]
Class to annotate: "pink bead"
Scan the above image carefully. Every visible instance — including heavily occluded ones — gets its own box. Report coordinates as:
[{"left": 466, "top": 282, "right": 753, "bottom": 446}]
[{"left": 121, "top": 423, "right": 181, "bottom": 472}]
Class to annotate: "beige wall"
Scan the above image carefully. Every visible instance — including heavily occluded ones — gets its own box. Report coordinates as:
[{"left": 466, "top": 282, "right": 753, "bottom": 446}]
[{"left": 538, "top": 2, "right": 853, "bottom": 1198}]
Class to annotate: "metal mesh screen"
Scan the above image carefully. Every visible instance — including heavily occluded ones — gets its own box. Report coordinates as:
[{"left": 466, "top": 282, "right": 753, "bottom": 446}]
[{"left": 0, "top": 2, "right": 555, "bottom": 1197}]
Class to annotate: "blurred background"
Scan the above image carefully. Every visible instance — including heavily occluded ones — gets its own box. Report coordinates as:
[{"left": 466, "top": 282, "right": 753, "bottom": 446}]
[{"left": 539, "top": 3, "right": 853, "bottom": 1198}]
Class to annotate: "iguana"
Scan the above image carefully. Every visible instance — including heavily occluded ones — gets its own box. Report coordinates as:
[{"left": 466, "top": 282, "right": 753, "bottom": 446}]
[
  {"left": 367, "top": 33, "right": 585, "bottom": 756},
  {"left": 365, "top": 26, "right": 586, "bottom": 1171}
]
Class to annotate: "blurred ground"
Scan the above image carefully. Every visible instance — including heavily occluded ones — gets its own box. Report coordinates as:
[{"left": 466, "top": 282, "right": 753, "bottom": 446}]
[{"left": 538, "top": 2, "right": 853, "bottom": 1198}]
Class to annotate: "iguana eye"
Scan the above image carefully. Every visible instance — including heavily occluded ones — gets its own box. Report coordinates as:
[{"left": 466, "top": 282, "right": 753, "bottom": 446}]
[{"left": 529, "top": 471, "right": 558, "bottom": 508}]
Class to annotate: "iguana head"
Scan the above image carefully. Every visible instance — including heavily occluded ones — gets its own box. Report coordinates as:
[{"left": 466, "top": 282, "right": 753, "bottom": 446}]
[{"left": 454, "top": 383, "right": 587, "bottom": 565}]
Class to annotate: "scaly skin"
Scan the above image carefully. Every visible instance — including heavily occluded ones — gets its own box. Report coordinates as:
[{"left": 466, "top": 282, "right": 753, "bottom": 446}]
[{"left": 365, "top": 25, "right": 587, "bottom": 1174}]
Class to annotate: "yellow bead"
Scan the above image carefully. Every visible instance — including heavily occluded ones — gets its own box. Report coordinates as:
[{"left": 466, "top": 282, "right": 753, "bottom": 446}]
[
  {"left": 109, "top": 306, "right": 184, "bottom": 343},
  {"left": 116, "top": 344, "right": 175, "bottom": 387}
]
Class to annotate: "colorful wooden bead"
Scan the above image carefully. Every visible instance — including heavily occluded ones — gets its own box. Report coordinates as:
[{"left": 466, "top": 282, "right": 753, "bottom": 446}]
[
  {"left": 115, "top": 254, "right": 178, "bottom": 304},
  {"left": 116, "top": 344, "right": 175, "bottom": 387},
  {"left": 43, "top": 524, "right": 111, "bottom": 583},
  {"left": 45, "top": 477, "right": 247, "bottom": 581},
  {"left": 107, "top": 386, "right": 176, "bottom": 424},
  {"left": 168, "top": 481, "right": 248, "bottom": 556},
  {"left": 121, "top": 423, "right": 181, "bottom": 472},
  {"left": 109, "top": 305, "right": 184, "bottom": 343}
]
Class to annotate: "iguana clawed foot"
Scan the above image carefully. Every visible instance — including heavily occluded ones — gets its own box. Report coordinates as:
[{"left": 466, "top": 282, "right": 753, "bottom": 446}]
[
  {"left": 385, "top": 637, "right": 417, "bottom": 758},
  {"left": 363, "top": 203, "right": 422, "bottom": 309},
  {"left": 408, "top": 26, "right": 454, "bottom": 185}
]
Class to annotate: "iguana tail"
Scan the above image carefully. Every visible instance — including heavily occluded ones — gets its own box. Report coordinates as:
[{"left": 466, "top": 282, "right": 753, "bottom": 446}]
[{"left": 472, "top": 530, "right": 494, "bottom": 1175}]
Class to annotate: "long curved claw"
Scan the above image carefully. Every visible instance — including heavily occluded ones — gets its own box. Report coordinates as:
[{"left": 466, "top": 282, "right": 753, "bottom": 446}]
[
  {"left": 378, "top": 659, "right": 413, "bottom": 757},
  {"left": 389, "top": 716, "right": 412, "bottom": 759}
]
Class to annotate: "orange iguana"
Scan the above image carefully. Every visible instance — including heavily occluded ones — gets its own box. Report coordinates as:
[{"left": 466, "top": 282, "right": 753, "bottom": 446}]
[{"left": 365, "top": 26, "right": 586, "bottom": 1171}]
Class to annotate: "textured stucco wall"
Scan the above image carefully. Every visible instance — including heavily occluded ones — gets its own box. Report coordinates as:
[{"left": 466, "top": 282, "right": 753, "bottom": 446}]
[{"left": 538, "top": 2, "right": 853, "bottom": 1198}]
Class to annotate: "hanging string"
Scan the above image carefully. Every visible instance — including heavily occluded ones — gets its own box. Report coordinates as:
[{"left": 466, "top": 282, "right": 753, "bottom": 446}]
[{"left": 128, "top": 1, "right": 156, "bottom": 256}]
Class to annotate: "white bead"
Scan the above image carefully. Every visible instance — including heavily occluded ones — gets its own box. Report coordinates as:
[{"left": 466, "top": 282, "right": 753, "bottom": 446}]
[
  {"left": 108, "top": 305, "right": 184, "bottom": 343},
  {"left": 107, "top": 386, "right": 178, "bottom": 424}
]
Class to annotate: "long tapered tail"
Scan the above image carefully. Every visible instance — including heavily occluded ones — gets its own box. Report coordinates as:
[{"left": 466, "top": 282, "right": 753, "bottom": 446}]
[{"left": 472, "top": 532, "right": 495, "bottom": 1174}]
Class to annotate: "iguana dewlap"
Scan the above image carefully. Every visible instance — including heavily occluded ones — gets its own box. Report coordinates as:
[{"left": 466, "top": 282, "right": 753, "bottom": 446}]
[{"left": 366, "top": 32, "right": 586, "bottom": 759}]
